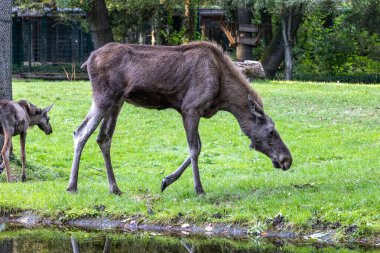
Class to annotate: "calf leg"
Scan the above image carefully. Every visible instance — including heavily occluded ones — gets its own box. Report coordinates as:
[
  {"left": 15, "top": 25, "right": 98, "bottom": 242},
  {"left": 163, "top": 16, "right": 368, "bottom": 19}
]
[
  {"left": 0, "top": 142, "right": 12, "bottom": 174},
  {"left": 67, "top": 102, "right": 105, "bottom": 192},
  {"left": 1, "top": 131, "right": 13, "bottom": 182},
  {"left": 96, "top": 104, "right": 122, "bottom": 195},
  {"left": 20, "top": 132, "right": 27, "bottom": 182}
]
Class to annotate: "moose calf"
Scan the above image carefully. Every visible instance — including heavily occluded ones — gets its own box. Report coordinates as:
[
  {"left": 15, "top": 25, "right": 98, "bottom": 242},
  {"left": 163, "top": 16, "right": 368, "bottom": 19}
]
[{"left": 0, "top": 100, "right": 53, "bottom": 182}]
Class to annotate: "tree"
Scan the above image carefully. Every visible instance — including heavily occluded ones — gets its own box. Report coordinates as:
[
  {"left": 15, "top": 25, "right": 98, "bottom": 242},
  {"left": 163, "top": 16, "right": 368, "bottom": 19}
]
[
  {"left": 219, "top": 0, "right": 305, "bottom": 79},
  {"left": 86, "top": 0, "right": 114, "bottom": 48},
  {"left": 184, "top": 0, "right": 195, "bottom": 41},
  {"left": 0, "top": 0, "right": 13, "bottom": 100},
  {"left": 0, "top": 0, "right": 13, "bottom": 159},
  {"left": 280, "top": 2, "right": 304, "bottom": 80},
  {"left": 258, "top": 0, "right": 304, "bottom": 79}
]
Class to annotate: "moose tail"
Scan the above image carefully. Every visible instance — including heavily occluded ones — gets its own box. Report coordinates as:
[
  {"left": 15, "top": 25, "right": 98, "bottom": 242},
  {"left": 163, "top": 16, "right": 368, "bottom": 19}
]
[{"left": 80, "top": 60, "right": 88, "bottom": 70}]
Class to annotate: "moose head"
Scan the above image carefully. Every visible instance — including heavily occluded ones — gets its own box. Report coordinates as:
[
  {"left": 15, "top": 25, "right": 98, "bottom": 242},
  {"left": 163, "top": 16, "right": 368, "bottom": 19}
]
[
  {"left": 20, "top": 101, "right": 54, "bottom": 135},
  {"left": 247, "top": 95, "right": 292, "bottom": 170}
]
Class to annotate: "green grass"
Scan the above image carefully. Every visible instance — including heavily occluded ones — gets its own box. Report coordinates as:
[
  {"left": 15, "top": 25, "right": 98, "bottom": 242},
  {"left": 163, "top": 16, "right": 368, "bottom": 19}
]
[{"left": 1, "top": 80, "right": 379, "bottom": 238}]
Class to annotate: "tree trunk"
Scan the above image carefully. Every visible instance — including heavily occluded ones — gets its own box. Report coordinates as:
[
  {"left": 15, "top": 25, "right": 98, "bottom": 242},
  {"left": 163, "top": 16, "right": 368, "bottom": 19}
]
[
  {"left": 184, "top": 0, "right": 195, "bottom": 41},
  {"left": 281, "top": 5, "right": 293, "bottom": 80},
  {"left": 260, "top": 8, "right": 273, "bottom": 46},
  {"left": 87, "top": 0, "right": 114, "bottom": 49},
  {"left": 0, "top": 0, "right": 13, "bottom": 159},
  {"left": 261, "top": 4, "right": 304, "bottom": 79},
  {"left": 260, "top": 24, "right": 284, "bottom": 79},
  {"left": 236, "top": 4, "right": 253, "bottom": 61}
]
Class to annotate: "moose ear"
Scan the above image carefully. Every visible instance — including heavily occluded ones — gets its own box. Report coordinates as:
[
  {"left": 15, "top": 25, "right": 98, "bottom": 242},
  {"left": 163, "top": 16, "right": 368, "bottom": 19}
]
[
  {"left": 43, "top": 104, "right": 54, "bottom": 113},
  {"left": 18, "top": 100, "right": 36, "bottom": 115},
  {"left": 248, "top": 95, "right": 264, "bottom": 119}
]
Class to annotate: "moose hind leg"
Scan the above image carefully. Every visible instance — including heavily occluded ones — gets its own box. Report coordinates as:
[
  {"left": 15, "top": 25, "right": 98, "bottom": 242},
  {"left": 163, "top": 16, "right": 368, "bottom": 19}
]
[
  {"left": 1, "top": 131, "right": 13, "bottom": 182},
  {"left": 67, "top": 102, "right": 105, "bottom": 192},
  {"left": 96, "top": 104, "right": 122, "bottom": 195}
]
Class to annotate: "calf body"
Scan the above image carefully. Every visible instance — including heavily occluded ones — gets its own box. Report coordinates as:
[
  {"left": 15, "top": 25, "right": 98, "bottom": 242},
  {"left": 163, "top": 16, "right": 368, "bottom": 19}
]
[
  {"left": 67, "top": 42, "right": 292, "bottom": 195},
  {"left": 0, "top": 100, "right": 53, "bottom": 182}
]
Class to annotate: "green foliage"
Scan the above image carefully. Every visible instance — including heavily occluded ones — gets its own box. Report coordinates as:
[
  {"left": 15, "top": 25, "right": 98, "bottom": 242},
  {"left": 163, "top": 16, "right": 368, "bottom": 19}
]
[
  {"left": 164, "top": 27, "right": 189, "bottom": 45},
  {"left": 294, "top": 1, "right": 380, "bottom": 82},
  {"left": 14, "top": 0, "right": 57, "bottom": 11},
  {"left": 0, "top": 80, "right": 379, "bottom": 241},
  {"left": 346, "top": 0, "right": 380, "bottom": 34}
]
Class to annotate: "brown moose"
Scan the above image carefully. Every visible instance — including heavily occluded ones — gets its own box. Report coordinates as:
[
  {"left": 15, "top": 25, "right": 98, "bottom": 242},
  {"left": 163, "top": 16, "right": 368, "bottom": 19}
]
[
  {"left": 0, "top": 100, "right": 53, "bottom": 182},
  {"left": 67, "top": 42, "right": 292, "bottom": 195}
]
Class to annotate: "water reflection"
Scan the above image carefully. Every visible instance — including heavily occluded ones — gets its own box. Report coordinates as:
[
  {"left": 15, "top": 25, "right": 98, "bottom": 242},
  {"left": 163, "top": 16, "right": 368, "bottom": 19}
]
[
  {"left": 71, "top": 236, "right": 112, "bottom": 253},
  {"left": 0, "top": 224, "right": 377, "bottom": 253}
]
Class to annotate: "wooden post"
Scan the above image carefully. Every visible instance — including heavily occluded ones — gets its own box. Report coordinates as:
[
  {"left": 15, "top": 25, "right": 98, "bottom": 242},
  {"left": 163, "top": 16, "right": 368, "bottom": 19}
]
[{"left": 236, "top": 5, "right": 253, "bottom": 61}]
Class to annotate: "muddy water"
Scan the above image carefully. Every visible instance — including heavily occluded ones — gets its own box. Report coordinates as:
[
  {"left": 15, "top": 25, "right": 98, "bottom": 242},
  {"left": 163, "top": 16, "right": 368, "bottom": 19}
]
[{"left": 0, "top": 223, "right": 376, "bottom": 253}]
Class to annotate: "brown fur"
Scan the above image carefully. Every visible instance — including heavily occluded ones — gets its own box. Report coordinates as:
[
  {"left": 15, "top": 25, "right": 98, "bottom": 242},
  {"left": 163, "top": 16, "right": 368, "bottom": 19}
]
[
  {"left": 0, "top": 100, "right": 53, "bottom": 182},
  {"left": 68, "top": 42, "right": 291, "bottom": 195}
]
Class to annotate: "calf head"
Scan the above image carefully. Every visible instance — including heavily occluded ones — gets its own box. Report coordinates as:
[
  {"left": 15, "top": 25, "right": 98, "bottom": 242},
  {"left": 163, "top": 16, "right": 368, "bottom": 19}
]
[
  {"left": 19, "top": 100, "right": 54, "bottom": 135},
  {"left": 247, "top": 95, "right": 292, "bottom": 170}
]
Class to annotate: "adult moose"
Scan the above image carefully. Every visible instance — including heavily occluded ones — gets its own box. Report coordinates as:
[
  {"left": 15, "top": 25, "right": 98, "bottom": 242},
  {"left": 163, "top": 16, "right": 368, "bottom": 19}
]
[{"left": 67, "top": 42, "right": 292, "bottom": 195}]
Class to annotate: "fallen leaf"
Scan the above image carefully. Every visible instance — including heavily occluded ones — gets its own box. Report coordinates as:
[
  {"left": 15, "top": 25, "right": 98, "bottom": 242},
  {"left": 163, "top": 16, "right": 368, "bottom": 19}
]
[{"left": 181, "top": 223, "right": 190, "bottom": 228}]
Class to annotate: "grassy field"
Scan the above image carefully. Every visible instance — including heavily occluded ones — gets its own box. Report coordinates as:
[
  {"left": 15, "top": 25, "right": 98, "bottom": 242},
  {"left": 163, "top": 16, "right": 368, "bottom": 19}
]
[{"left": 0, "top": 80, "right": 379, "bottom": 239}]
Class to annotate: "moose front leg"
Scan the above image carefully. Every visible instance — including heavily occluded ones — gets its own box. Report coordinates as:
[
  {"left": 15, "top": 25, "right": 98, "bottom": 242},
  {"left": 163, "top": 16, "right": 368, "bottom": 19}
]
[
  {"left": 183, "top": 114, "right": 205, "bottom": 195},
  {"left": 20, "top": 132, "right": 27, "bottom": 182},
  {"left": 161, "top": 157, "right": 191, "bottom": 192}
]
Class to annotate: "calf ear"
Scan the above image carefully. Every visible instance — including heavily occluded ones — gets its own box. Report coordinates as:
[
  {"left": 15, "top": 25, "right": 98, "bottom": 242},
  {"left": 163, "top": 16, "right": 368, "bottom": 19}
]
[
  {"left": 248, "top": 95, "right": 264, "bottom": 119},
  {"left": 18, "top": 100, "right": 36, "bottom": 115},
  {"left": 43, "top": 104, "right": 54, "bottom": 113}
]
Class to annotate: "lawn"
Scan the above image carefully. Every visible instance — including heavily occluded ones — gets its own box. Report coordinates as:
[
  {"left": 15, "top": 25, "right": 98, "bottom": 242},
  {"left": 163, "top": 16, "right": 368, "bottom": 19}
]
[{"left": 0, "top": 79, "right": 379, "bottom": 238}]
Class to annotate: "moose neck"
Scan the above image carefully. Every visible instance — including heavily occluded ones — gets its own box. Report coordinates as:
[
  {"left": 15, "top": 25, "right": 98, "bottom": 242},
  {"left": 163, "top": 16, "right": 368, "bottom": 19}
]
[
  {"left": 228, "top": 103, "right": 254, "bottom": 137},
  {"left": 221, "top": 81, "right": 256, "bottom": 138},
  {"left": 28, "top": 115, "right": 40, "bottom": 126}
]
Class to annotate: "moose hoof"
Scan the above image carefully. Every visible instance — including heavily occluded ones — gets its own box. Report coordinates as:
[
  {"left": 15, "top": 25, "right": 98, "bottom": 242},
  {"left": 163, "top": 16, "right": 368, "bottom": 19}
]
[
  {"left": 161, "top": 177, "right": 175, "bottom": 192},
  {"left": 66, "top": 186, "right": 78, "bottom": 193},
  {"left": 110, "top": 186, "right": 122, "bottom": 195},
  {"left": 195, "top": 187, "right": 206, "bottom": 195},
  {"left": 161, "top": 179, "right": 168, "bottom": 192}
]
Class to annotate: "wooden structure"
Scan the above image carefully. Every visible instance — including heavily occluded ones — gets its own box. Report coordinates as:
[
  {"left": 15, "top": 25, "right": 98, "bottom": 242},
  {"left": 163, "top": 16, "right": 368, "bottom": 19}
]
[{"left": 199, "top": 8, "right": 268, "bottom": 59}]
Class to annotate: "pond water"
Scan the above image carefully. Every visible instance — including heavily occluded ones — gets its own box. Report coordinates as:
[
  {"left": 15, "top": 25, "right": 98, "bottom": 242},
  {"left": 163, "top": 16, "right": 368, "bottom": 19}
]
[{"left": 0, "top": 223, "right": 376, "bottom": 253}]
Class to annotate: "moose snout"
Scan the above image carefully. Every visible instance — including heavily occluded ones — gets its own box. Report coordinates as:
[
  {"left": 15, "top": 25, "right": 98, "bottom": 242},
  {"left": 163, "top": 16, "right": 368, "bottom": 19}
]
[
  {"left": 273, "top": 153, "right": 292, "bottom": 171},
  {"left": 281, "top": 156, "right": 292, "bottom": 170},
  {"left": 45, "top": 128, "right": 53, "bottom": 135}
]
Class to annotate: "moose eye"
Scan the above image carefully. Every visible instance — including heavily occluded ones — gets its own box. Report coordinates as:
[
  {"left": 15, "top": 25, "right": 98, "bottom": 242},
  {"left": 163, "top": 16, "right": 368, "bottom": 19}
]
[{"left": 269, "top": 131, "right": 275, "bottom": 138}]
